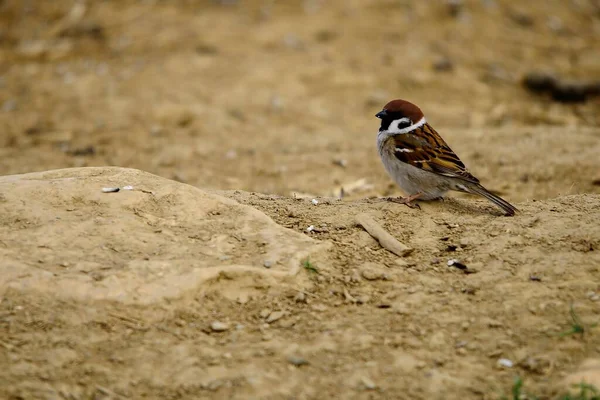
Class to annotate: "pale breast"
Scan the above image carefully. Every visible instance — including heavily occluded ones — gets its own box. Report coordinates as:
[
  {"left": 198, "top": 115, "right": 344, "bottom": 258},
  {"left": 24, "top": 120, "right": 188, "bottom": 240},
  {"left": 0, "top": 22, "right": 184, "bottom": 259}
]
[{"left": 377, "top": 134, "right": 451, "bottom": 200}]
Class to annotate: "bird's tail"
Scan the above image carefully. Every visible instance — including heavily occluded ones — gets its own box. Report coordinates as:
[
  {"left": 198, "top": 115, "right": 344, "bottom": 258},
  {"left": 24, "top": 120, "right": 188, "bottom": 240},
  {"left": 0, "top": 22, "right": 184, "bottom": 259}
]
[{"left": 465, "top": 184, "right": 518, "bottom": 216}]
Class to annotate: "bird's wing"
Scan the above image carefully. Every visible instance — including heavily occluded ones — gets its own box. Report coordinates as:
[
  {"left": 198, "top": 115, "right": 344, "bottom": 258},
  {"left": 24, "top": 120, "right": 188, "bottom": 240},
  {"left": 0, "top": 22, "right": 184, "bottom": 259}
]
[{"left": 392, "top": 123, "right": 480, "bottom": 184}]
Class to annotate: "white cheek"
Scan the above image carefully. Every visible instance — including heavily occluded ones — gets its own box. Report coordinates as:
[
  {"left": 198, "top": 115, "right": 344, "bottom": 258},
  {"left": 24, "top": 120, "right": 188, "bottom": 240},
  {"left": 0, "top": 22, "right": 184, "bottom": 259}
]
[
  {"left": 386, "top": 117, "right": 427, "bottom": 135},
  {"left": 388, "top": 118, "right": 411, "bottom": 132}
]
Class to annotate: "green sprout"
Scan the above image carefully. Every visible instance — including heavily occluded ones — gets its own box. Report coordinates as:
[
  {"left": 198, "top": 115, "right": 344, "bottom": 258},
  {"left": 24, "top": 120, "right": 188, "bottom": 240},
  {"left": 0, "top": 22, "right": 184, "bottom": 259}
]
[
  {"left": 559, "top": 304, "right": 597, "bottom": 338},
  {"left": 302, "top": 258, "right": 319, "bottom": 274}
]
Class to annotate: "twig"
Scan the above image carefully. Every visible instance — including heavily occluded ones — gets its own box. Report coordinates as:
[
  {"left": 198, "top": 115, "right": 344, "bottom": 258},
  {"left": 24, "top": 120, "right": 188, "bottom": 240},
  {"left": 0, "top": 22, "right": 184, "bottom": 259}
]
[{"left": 355, "top": 213, "right": 413, "bottom": 257}]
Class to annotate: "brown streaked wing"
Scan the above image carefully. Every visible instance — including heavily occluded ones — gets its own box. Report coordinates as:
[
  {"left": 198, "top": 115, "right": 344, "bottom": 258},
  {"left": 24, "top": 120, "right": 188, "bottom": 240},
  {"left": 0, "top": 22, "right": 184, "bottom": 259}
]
[{"left": 392, "top": 124, "right": 480, "bottom": 184}]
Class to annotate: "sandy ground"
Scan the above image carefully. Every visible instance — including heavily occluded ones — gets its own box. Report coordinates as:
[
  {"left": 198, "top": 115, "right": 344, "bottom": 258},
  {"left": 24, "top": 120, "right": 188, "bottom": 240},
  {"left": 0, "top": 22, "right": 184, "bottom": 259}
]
[{"left": 1, "top": 0, "right": 600, "bottom": 399}]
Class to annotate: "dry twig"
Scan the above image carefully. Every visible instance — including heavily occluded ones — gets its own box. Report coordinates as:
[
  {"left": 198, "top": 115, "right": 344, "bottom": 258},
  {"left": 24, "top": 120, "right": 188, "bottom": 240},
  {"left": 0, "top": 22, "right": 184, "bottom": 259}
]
[{"left": 355, "top": 213, "right": 413, "bottom": 257}]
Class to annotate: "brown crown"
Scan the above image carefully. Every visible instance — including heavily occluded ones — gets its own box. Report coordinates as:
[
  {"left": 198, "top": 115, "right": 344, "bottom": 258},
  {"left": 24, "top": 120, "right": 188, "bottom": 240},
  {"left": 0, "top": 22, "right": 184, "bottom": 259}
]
[{"left": 382, "top": 99, "right": 425, "bottom": 122}]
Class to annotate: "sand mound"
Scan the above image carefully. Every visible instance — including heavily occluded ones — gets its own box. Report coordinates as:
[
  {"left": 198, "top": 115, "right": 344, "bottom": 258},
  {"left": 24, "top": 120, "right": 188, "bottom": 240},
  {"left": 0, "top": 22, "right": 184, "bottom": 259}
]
[{"left": 0, "top": 167, "right": 329, "bottom": 304}]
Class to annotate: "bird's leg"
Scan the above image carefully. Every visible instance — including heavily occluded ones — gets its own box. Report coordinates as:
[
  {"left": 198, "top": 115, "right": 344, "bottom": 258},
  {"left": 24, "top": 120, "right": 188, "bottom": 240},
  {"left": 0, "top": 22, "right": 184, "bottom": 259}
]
[{"left": 386, "top": 192, "right": 423, "bottom": 209}]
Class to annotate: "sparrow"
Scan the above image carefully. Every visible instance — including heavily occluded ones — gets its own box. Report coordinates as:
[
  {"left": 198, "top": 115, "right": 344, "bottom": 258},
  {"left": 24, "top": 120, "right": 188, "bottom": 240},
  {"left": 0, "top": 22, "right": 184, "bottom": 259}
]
[{"left": 375, "top": 99, "right": 518, "bottom": 216}]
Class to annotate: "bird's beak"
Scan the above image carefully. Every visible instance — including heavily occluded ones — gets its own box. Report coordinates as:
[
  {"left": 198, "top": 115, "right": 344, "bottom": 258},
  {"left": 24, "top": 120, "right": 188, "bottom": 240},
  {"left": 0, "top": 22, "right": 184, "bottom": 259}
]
[{"left": 375, "top": 110, "right": 387, "bottom": 119}]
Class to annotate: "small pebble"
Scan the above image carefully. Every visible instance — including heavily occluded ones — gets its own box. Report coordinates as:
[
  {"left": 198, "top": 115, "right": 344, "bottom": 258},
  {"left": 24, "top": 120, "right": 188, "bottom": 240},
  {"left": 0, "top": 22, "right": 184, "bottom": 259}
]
[
  {"left": 102, "top": 187, "right": 120, "bottom": 193},
  {"left": 332, "top": 158, "right": 347, "bottom": 168},
  {"left": 287, "top": 355, "right": 308, "bottom": 366},
  {"left": 433, "top": 57, "right": 453, "bottom": 72},
  {"left": 150, "top": 125, "right": 164, "bottom": 136},
  {"left": 266, "top": 310, "right": 285, "bottom": 324},
  {"left": 497, "top": 358, "right": 514, "bottom": 368},
  {"left": 361, "top": 376, "right": 377, "bottom": 390},
  {"left": 294, "top": 292, "right": 306, "bottom": 303},
  {"left": 225, "top": 149, "right": 238, "bottom": 159},
  {"left": 447, "top": 259, "right": 460, "bottom": 267},
  {"left": 311, "top": 199, "right": 319, "bottom": 206},
  {"left": 447, "top": 259, "right": 474, "bottom": 273},
  {"left": 210, "top": 321, "right": 230, "bottom": 332},
  {"left": 306, "top": 225, "right": 315, "bottom": 232},
  {"left": 263, "top": 260, "right": 272, "bottom": 268},
  {"left": 122, "top": 185, "right": 134, "bottom": 190}
]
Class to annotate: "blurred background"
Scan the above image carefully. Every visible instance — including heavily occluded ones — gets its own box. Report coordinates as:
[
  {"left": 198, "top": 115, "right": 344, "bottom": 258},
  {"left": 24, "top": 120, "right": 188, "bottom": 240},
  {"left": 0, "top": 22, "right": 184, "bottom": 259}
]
[{"left": 1, "top": 0, "right": 599, "bottom": 201}]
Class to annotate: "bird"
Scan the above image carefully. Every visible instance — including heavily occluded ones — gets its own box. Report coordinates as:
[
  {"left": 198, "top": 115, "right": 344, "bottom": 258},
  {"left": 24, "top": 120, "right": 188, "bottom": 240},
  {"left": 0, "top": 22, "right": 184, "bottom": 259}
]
[{"left": 375, "top": 99, "right": 518, "bottom": 216}]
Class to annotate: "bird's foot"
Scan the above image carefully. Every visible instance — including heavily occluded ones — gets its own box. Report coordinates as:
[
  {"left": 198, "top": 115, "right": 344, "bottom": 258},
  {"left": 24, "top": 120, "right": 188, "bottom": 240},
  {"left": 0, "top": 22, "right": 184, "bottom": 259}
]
[{"left": 385, "top": 193, "right": 423, "bottom": 209}]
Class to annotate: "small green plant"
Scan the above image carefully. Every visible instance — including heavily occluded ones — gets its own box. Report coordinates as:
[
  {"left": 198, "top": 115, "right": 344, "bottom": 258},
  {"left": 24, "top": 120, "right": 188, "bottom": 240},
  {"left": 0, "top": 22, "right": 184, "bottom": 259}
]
[
  {"left": 563, "top": 382, "right": 600, "bottom": 400},
  {"left": 501, "top": 377, "right": 599, "bottom": 400},
  {"left": 501, "top": 376, "right": 538, "bottom": 400},
  {"left": 302, "top": 258, "right": 319, "bottom": 274},
  {"left": 559, "top": 304, "right": 597, "bottom": 338}
]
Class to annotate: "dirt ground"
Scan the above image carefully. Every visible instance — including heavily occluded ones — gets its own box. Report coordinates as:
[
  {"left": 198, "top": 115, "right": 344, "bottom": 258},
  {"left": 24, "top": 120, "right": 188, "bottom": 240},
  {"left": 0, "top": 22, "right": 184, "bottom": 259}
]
[{"left": 1, "top": 0, "right": 600, "bottom": 399}]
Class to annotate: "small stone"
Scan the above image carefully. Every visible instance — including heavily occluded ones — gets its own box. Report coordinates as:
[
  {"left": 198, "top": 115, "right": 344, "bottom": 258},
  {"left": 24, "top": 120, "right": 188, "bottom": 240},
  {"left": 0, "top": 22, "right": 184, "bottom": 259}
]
[
  {"left": 210, "top": 321, "right": 230, "bottom": 332},
  {"left": 332, "top": 158, "right": 347, "bottom": 168},
  {"left": 360, "top": 263, "right": 388, "bottom": 281},
  {"left": 102, "top": 187, "right": 120, "bottom": 193},
  {"left": 350, "top": 270, "right": 361, "bottom": 282},
  {"left": 311, "top": 199, "right": 319, "bottom": 206},
  {"left": 279, "top": 318, "right": 296, "bottom": 328},
  {"left": 287, "top": 355, "right": 308, "bottom": 366},
  {"left": 225, "top": 149, "right": 238, "bottom": 159},
  {"left": 395, "top": 259, "right": 409, "bottom": 267},
  {"left": 497, "top": 358, "right": 514, "bottom": 368},
  {"left": 361, "top": 376, "right": 377, "bottom": 390},
  {"left": 150, "top": 125, "right": 164, "bottom": 136},
  {"left": 263, "top": 260, "right": 273, "bottom": 268},
  {"left": 266, "top": 310, "right": 285, "bottom": 323},
  {"left": 484, "top": 318, "right": 504, "bottom": 328},
  {"left": 311, "top": 304, "right": 327, "bottom": 312},
  {"left": 237, "top": 293, "right": 249, "bottom": 304},
  {"left": 356, "top": 295, "right": 370, "bottom": 304},
  {"left": 294, "top": 292, "right": 306, "bottom": 303},
  {"left": 586, "top": 291, "right": 599, "bottom": 301},
  {"left": 433, "top": 56, "right": 453, "bottom": 72}
]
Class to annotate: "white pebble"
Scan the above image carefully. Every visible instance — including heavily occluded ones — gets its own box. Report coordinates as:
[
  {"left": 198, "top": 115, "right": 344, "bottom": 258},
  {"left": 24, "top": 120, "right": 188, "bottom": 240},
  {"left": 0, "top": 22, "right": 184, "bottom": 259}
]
[
  {"left": 361, "top": 376, "right": 377, "bottom": 390},
  {"left": 306, "top": 225, "right": 315, "bottom": 232},
  {"left": 311, "top": 199, "right": 319, "bottom": 205},
  {"left": 102, "top": 187, "right": 120, "bottom": 193},
  {"left": 447, "top": 259, "right": 459, "bottom": 266},
  {"left": 122, "top": 185, "right": 134, "bottom": 190},
  {"left": 210, "top": 321, "right": 230, "bottom": 332},
  {"left": 497, "top": 358, "right": 513, "bottom": 368}
]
